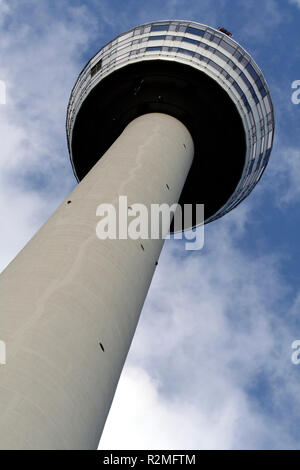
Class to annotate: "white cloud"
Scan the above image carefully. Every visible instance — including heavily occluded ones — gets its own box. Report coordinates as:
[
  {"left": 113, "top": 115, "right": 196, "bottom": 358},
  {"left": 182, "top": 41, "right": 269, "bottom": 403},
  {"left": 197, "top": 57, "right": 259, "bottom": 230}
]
[
  {"left": 264, "top": 145, "right": 300, "bottom": 205},
  {"left": 88, "top": 0, "right": 223, "bottom": 34},
  {"left": 289, "top": 0, "right": 300, "bottom": 9},
  {"left": 275, "top": 148, "right": 300, "bottom": 204},
  {"left": 0, "top": 2, "right": 99, "bottom": 271},
  {"left": 234, "top": 0, "right": 287, "bottom": 48},
  {"left": 100, "top": 207, "right": 300, "bottom": 449},
  {"left": 100, "top": 365, "right": 254, "bottom": 450}
]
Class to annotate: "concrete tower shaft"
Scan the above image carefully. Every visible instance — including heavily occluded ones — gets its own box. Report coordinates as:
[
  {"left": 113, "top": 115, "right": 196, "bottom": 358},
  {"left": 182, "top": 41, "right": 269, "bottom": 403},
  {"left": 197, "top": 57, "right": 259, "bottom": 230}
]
[{"left": 0, "top": 114, "right": 193, "bottom": 449}]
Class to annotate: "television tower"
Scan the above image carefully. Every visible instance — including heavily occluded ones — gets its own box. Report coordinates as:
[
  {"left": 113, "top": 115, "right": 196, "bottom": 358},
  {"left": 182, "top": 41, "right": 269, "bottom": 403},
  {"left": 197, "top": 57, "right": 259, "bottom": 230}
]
[{"left": 0, "top": 21, "right": 274, "bottom": 449}]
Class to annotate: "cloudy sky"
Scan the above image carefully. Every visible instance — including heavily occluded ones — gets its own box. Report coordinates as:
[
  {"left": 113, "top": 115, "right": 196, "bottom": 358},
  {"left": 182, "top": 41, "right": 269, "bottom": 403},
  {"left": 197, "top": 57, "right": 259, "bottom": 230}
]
[{"left": 1, "top": 0, "right": 300, "bottom": 450}]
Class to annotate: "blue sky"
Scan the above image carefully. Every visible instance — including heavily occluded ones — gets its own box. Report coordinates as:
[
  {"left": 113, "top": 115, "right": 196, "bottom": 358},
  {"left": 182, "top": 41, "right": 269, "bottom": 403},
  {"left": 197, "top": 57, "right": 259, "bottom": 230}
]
[{"left": 1, "top": 0, "right": 300, "bottom": 450}]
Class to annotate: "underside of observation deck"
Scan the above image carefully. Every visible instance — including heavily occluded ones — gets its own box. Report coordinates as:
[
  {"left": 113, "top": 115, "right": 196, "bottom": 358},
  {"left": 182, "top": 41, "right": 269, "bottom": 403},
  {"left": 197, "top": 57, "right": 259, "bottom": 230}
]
[{"left": 70, "top": 60, "right": 246, "bottom": 225}]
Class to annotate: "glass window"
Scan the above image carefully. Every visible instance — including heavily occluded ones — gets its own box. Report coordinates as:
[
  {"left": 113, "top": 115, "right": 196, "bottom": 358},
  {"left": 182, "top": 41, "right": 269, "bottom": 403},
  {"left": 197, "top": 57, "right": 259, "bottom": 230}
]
[
  {"left": 179, "top": 25, "right": 186, "bottom": 32},
  {"left": 91, "top": 59, "right": 102, "bottom": 77},
  {"left": 246, "top": 62, "right": 259, "bottom": 81},
  {"left": 178, "top": 47, "right": 194, "bottom": 56},
  {"left": 247, "top": 159, "right": 255, "bottom": 176},
  {"left": 249, "top": 111, "right": 254, "bottom": 127},
  {"left": 255, "top": 77, "right": 267, "bottom": 98},
  {"left": 149, "top": 35, "right": 166, "bottom": 41},
  {"left": 257, "top": 102, "right": 263, "bottom": 120},
  {"left": 256, "top": 153, "right": 263, "bottom": 171},
  {"left": 246, "top": 63, "right": 267, "bottom": 98},
  {"left": 263, "top": 95, "right": 271, "bottom": 113},
  {"left": 240, "top": 72, "right": 259, "bottom": 104},
  {"left": 256, "top": 167, "right": 264, "bottom": 182},
  {"left": 240, "top": 71, "right": 250, "bottom": 87},
  {"left": 267, "top": 131, "right": 273, "bottom": 148},
  {"left": 206, "top": 27, "right": 216, "bottom": 35},
  {"left": 204, "top": 31, "right": 212, "bottom": 40},
  {"left": 227, "top": 59, "right": 236, "bottom": 70},
  {"left": 199, "top": 55, "right": 209, "bottom": 63},
  {"left": 233, "top": 81, "right": 243, "bottom": 97},
  {"left": 242, "top": 175, "right": 250, "bottom": 187},
  {"left": 186, "top": 26, "right": 204, "bottom": 37},
  {"left": 146, "top": 46, "right": 162, "bottom": 51},
  {"left": 233, "top": 84, "right": 251, "bottom": 112},
  {"left": 245, "top": 99, "right": 251, "bottom": 113},
  {"left": 259, "top": 117, "right": 264, "bottom": 129},
  {"left": 249, "top": 85, "right": 259, "bottom": 104},
  {"left": 211, "top": 34, "right": 221, "bottom": 44},
  {"left": 234, "top": 50, "right": 242, "bottom": 61},
  {"left": 260, "top": 135, "right": 265, "bottom": 152},
  {"left": 220, "top": 40, "right": 235, "bottom": 55},
  {"left": 151, "top": 24, "right": 169, "bottom": 32},
  {"left": 210, "top": 60, "right": 222, "bottom": 72},
  {"left": 214, "top": 49, "right": 227, "bottom": 61},
  {"left": 182, "top": 37, "right": 200, "bottom": 46}
]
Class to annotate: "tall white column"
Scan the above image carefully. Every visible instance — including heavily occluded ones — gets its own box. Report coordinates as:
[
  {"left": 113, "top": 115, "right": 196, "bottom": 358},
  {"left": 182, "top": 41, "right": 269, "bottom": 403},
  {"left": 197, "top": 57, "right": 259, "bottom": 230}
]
[{"left": 0, "top": 113, "right": 194, "bottom": 449}]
